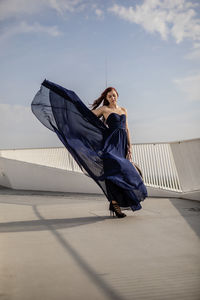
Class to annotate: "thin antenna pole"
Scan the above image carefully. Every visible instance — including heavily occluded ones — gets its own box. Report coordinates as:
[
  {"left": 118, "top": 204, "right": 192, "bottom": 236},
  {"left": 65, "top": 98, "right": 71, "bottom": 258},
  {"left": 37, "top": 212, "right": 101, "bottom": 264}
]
[{"left": 105, "top": 56, "right": 108, "bottom": 88}]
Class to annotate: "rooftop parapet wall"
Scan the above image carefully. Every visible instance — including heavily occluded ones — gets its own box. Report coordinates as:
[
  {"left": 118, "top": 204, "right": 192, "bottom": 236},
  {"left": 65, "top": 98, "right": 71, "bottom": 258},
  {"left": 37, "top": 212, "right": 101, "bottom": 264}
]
[
  {"left": 0, "top": 138, "right": 199, "bottom": 200},
  {"left": 170, "top": 139, "right": 200, "bottom": 193}
]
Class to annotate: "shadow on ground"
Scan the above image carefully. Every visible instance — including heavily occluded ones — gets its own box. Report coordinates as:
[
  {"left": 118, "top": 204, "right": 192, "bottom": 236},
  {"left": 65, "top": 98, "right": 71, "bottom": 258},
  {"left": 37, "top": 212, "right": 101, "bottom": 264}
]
[{"left": 169, "top": 197, "right": 200, "bottom": 237}]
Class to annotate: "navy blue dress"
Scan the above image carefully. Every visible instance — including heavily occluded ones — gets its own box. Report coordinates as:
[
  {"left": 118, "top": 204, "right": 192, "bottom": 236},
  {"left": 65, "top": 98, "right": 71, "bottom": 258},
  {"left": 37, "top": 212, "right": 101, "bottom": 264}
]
[{"left": 31, "top": 79, "right": 148, "bottom": 211}]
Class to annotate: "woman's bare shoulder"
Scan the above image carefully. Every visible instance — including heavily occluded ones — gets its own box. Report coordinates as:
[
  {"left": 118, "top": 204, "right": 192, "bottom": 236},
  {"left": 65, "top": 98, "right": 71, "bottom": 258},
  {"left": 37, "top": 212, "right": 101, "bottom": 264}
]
[
  {"left": 98, "top": 105, "right": 109, "bottom": 114},
  {"left": 121, "top": 107, "right": 127, "bottom": 114},
  {"left": 97, "top": 105, "right": 111, "bottom": 114}
]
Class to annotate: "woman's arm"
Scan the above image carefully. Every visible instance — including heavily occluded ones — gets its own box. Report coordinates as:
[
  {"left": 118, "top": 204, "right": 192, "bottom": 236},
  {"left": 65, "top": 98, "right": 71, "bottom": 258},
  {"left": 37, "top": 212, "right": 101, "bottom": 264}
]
[
  {"left": 123, "top": 108, "right": 133, "bottom": 161},
  {"left": 91, "top": 105, "right": 104, "bottom": 118}
]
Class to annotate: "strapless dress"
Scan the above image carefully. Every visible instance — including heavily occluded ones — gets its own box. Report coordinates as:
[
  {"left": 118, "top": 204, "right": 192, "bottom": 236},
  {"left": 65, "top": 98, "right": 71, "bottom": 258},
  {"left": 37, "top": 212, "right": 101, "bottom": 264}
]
[{"left": 31, "top": 79, "right": 148, "bottom": 211}]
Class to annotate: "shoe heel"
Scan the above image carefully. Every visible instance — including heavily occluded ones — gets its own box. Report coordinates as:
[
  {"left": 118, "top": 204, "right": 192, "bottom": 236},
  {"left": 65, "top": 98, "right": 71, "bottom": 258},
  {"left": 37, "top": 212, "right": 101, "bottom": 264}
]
[
  {"left": 110, "top": 210, "right": 115, "bottom": 217},
  {"left": 109, "top": 201, "right": 126, "bottom": 218},
  {"left": 109, "top": 202, "right": 115, "bottom": 218}
]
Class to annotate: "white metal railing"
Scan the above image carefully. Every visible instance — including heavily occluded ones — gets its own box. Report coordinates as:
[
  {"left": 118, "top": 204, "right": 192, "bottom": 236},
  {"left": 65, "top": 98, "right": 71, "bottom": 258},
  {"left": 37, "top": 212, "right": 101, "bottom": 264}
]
[
  {"left": 0, "top": 143, "right": 182, "bottom": 192},
  {"left": 132, "top": 143, "right": 181, "bottom": 192},
  {"left": 0, "top": 148, "right": 82, "bottom": 173}
]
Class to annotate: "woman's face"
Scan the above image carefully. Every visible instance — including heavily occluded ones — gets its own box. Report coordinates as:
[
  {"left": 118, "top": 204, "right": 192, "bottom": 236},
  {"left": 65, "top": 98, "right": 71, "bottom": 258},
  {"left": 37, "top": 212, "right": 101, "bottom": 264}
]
[{"left": 106, "top": 89, "right": 118, "bottom": 105}]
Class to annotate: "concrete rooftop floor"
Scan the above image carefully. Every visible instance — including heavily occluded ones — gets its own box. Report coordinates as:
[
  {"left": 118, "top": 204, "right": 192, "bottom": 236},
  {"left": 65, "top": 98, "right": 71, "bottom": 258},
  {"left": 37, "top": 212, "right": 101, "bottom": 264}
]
[{"left": 0, "top": 187, "right": 200, "bottom": 300}]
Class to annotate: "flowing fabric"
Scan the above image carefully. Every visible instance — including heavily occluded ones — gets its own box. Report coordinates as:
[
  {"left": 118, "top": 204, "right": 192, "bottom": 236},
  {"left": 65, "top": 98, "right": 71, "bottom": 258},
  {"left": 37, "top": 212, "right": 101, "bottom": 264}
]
[{"left": 31, "top": 79, "right": 148, "bottom": 211}]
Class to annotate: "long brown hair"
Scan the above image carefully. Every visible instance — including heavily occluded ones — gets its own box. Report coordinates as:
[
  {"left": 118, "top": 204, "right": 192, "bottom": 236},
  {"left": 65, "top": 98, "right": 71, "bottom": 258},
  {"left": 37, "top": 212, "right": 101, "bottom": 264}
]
[{"left": 90, "top": 87, "right": 119, "bottom": 123}]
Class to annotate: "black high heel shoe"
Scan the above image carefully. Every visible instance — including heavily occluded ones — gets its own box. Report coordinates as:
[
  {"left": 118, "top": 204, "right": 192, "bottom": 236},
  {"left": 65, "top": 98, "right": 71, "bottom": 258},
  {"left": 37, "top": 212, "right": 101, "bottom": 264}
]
[{"left": 109, "top": 202, "right": 127, "bottom": 218}]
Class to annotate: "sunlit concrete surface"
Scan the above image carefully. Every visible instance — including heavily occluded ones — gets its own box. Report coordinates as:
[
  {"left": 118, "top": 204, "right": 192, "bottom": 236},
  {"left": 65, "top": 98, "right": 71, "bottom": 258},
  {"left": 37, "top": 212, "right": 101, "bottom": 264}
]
[{"left": 0, "top": 187, "right": 200, "bottom": 300}]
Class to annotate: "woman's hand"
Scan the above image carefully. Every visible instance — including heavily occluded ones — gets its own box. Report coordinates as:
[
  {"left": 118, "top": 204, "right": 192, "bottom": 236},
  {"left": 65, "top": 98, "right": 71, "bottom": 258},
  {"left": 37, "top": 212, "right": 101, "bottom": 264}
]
[{"left": 126, "top": 145, "right": 133, "bottom": 161}]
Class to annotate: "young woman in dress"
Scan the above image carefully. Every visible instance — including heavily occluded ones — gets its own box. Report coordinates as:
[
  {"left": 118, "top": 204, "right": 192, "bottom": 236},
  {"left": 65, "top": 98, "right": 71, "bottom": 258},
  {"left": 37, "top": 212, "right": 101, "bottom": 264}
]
[
  {"left": 31, "top": 80, "right": 148, "bottom": 219},
  {"left": 91, "top": 87, "right": 134, "bottom": 218}
]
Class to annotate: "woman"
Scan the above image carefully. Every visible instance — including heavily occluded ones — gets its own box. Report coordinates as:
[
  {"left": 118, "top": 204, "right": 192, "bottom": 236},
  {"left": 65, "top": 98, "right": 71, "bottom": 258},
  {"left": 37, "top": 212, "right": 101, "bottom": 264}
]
[
  {"left": 91, "top": 87, "right": 133, "bottom": 160},
  {"left": 31, "top": 79, "right": 148, "bottom": 218}
]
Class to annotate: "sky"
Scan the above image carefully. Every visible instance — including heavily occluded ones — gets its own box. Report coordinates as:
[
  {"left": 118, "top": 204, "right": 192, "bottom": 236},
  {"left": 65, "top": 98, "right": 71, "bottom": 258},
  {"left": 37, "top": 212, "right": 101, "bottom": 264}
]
[{"left": 0, "top": 0, "right": 200, "bottom": 149}]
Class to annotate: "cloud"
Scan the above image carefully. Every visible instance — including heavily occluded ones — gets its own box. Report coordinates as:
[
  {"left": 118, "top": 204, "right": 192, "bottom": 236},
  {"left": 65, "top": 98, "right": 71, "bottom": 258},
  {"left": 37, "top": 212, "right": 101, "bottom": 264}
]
[
  {"left": 173, "top": 73, "right": 200, "bottom": 101},
  {"left": 184, "top": 43, "right": 200, "bottom": 60},
  {"left": 0, "top": 0, "right": 87, "bottom": 42},
  {"left": 0, "top": 103, "right": 30, "bottom": 126},
  {"left": 0, "top": 102, "right": 199, "bottom": 149},
  {"left": 0, "top": 0, "right": 43, "bottom": 21},
  {"left": 108, "top": 0, "right": 200, "bottom": 44},
  {"left": 49, "top": 0, "right": 84, "bottom": 14},
  {"left": 0, "top": 103, "right": 61, "bottom": 149},
  {"left": 131, "top": 108, "right": 200, "bottom": 143},
  {"left": 95, "top": 8, "right": 104, "bottom": 18},
  {"left": 0, "top": 0, "right": 83, "bottom": 21},
  {"left": 0, "top": 21, "right": 62, "bottom": 41}
]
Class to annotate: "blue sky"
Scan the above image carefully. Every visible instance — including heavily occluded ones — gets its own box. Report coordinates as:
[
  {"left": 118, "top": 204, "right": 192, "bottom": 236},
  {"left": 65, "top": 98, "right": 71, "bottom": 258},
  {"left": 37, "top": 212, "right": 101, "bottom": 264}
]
[{"left": 0, "top": 0, "right": 200, "bottom": 149}]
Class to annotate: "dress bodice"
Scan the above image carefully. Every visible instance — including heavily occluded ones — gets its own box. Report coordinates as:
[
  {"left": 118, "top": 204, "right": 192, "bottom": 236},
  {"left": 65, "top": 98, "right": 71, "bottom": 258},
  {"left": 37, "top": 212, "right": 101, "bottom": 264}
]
[{"left": 106, "top": 113, "right": 126, "bottom": 130}]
